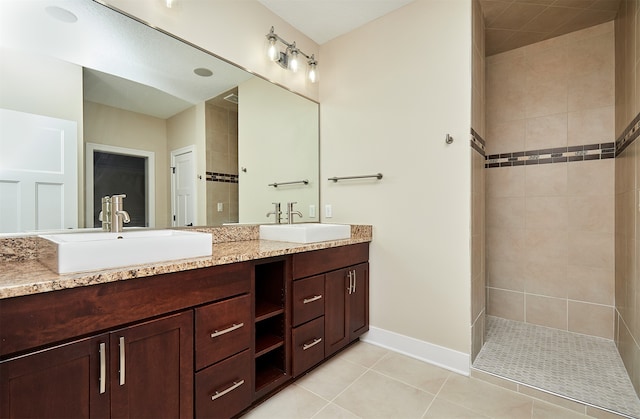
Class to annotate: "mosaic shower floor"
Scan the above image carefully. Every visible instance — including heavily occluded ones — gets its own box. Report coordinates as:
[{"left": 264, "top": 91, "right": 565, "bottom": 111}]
[{"left": 473, "top": 316, "right": 640, "bottom": 419}]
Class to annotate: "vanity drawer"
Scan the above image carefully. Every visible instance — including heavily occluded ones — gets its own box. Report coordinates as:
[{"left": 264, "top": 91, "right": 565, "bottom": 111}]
[
  {"left": 292, "top": 243, "right": 369, "bottom": 279},
  {"left": 195, "top": 294, "right": 251, "bottom": 370},
  {"left": 196, "top": 349, "right": 252, "bottom": 419},
  {"left": 292, "top": 316, "right": 324, "bottom": 377},
  {"left": 292, "top": 274, "right": 325, "bottom": 327}
]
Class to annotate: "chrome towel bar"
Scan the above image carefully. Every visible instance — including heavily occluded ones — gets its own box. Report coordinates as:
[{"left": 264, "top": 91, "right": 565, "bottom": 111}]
[
  {"left": 268, "top": 179, "right": 309, "bottom": 187},
  {"left": 328, "top": 173, "right": 383, "bottom": 182}
]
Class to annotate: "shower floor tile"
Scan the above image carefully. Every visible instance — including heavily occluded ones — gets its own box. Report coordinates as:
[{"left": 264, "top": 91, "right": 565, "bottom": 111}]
[{"left": 473, "top": 316, "right": 640, "bottom": 418}]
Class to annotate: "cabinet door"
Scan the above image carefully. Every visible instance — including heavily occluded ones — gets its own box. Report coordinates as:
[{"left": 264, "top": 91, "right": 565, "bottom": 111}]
[
  {"left": 0, "top": 335, "right": 109, "bottom": 418},
  {"left": 110, "top": 311, "right": 193, "bottom": 419},
  {"left": 349, "top": 263, "right": 369, "bottom": 339},
  {"left": 324, "top": 269, "right": 349, "bottom": 356}
]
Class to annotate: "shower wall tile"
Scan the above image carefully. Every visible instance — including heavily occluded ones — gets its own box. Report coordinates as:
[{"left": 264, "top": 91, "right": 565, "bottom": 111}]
[
  {"left": 486, "top": 23, "right": 616, "bottom": 340},
  {"left": 487, "top": 197, "right": 524, "bottom": 230},
  {"left": 487, "top": 166, "right": 524, "bottom": 197},
  {"left": 486, "top": 120, "right": 525, "bottom": 155},
  {"left": 568, "top": 231, "right": 614, "bottom": 271},
  {"left": 567, "top": 196, "right": 614, "bottom": 233},
  {"left": 566, "top": 265, "right": 614, "bottom": 306},
  {"left": 568, "top": 301, "right": 614, "bottom": 339},
  {"left": 523, "top": 262, "right": 567, "bottom": 298},
  {"left": 567, "top": 159, "right": 614, "bottom": 197},
  {"left": 524, "top": 163, "right": 567, "bottom": 196},
  {"left": 524, "top": 196, "right": 568, "bottom": 230},
  {"left": 470, "top": 0, "right": 485, "bottom": 364},
  {"left": 525, "top": 112, "right": 567, "bottom": 150},
  {"left": 487, "top": 288, "right": 524, "bottom": 321},
  {"left": 568, "top": 107, "right": 614, "bottom": 146},
  {"left": 487, "top": 259, "right": 525, "bottom": 292},
  {"left": 525, "top": 294, "right": 568, "bottom": 330}
]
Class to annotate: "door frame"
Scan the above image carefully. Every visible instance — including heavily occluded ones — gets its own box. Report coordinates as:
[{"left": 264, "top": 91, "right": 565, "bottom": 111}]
[
  {"left": 170, "top": 145, "right": 196, "bottom": 227},
  {"left": 85, "top": 143, "right": 155, "bottom": 228}
]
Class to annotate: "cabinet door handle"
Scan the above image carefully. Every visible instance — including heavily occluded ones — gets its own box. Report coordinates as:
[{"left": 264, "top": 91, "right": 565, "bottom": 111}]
[
  {"left": 302, "top": 337, "right": 322, "bottom": 350},
  {"left": 303, "top": 295, "right": 322, "bottom": 304},
  {"left": 99, "top": 342, "right": 106, "bottom": 394},
  {"left": 119, "top": 336, "right": 125, "bottom": 386},
  {"left": 211, "top": 379, "right": 245, "bottom": 401},
  {"left": 353, "top": 270, "right": 357, "bottom": 293},
  {"left": 211, "top": 322, "right": 244, "bottom": 338},
  {"left": 347, "top": 271, "right": 353, "bottom": 294}
]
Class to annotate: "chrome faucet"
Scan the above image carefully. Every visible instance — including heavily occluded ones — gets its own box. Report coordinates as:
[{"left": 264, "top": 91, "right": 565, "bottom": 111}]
[
  {"left": 286, "top": 202, "right": 302, "bottom": 224},
  {"left": 110, "top": 194, "right": 131, "bottom": 233},
  {"left": 266, "top": 202, "right": 282, "bottom": 224},
  {"left": 99, "top": 194, "right": 131, "bottom": 232}
]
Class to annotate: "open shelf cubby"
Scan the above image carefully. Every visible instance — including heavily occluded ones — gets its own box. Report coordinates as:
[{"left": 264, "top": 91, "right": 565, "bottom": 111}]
[{"left": 253, "top": 259, "right": 288, "bottom": 397}]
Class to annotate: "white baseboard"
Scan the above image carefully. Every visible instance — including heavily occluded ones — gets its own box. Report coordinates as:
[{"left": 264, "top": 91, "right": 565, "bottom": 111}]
[{"left": 361, "top": 326, "right": 470, "bottom": 376}]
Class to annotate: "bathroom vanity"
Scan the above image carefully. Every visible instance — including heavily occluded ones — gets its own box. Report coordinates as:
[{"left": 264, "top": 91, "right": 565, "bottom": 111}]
[{"left": 0, "top": 226, "right": 370, "bottom": 418}]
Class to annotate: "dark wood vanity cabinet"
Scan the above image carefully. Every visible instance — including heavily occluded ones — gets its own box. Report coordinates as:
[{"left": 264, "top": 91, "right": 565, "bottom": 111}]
[
  {"left": 0, "top": 242, "right": 369, "bottom": 418},
  {"left": 0, "top": 311, "right": 193, "bottom": 419},
  {"left": 325, "top": 263, "right": 369, "bottom": 356},
  {"left": 0, "top": 263, "right": 250, "bottom": 419},
  {"left": 291, "top": 243, "right": 370, "bottom": 374}
]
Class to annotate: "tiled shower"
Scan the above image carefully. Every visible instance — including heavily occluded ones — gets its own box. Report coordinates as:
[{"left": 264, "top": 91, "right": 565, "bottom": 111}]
[{"left": 472, "top": 0, "right": 640, "bottom": 415}]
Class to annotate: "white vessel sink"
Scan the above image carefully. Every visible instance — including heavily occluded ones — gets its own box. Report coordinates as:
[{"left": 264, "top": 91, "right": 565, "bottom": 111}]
[
  {"left": 39, "top": 230, "right": 212, "bottom": 274},
  {"left": 259, "top": 223, "right": 351, "bottom": 243}
]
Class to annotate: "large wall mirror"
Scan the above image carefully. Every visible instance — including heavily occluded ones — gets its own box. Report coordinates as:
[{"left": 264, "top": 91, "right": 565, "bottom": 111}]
[{"left": 0, "top": 0, "right": 319, "bottom": 235}]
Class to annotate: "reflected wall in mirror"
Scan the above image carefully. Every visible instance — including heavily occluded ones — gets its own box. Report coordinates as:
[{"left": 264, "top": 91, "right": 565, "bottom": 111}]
[{"left": 0, "top": 0, "right": 319, "bottom": 235}]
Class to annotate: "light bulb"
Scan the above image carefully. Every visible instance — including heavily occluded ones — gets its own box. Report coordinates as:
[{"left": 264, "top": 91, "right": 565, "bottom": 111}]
[
  {"left": 289, "top": 50, "right": 300, "bottom": 72},
  {"left": 267, "top": 38, "right": 278, "bottom": 61},
  {"left": 308, "top": 62, "right": 317, "bottom": 83}
]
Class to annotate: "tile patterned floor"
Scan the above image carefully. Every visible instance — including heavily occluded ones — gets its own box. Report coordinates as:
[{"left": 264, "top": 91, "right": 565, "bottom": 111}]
[
  {"left": 241, "top": 340, "right": 624, "bottom": 418},
  {"left": 473, "top": 316, "right": 640, "bottom": 419}
]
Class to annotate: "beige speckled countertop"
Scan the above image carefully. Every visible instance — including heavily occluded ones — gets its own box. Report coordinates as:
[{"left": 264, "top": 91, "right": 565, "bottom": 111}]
[{"left": 0, "top": 225, "right": 372, "bottom": 299}]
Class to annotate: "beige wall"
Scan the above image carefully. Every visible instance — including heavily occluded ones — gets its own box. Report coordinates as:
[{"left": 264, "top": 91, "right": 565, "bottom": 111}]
[
  {"left": 485, "top": 23, "right": 616, "bottom": 339},
  {"left": 320, "top": 0, "right": 473, "bottom": 362},
  {"left": 84, "top": 101, "right": 170, "bottom": 228},
  {"left": 470, "top": 0, "right": 486, "bottom": 363},
  {"left": 614, "top": 0, "right": 640, "bottom": 397},
  {"left": 238, "top": 77, "right": 319, "bottom": 224}
]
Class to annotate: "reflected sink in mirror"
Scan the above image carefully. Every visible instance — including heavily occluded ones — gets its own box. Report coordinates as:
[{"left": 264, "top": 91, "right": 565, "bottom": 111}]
[
  {"left": 259, "top": 223, "right": 351, "bottom": 244},
  {"left": 39, "top": 230, "right": 212, "bottom": 274}
]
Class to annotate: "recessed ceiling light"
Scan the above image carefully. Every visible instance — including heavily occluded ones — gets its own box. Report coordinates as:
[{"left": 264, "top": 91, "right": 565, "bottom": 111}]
[
  {"left": 45, "top": 6, "right": 78, "bottom": 23},
  {"left": 193, "top": 68, "right": 213, "bottom": 77}
]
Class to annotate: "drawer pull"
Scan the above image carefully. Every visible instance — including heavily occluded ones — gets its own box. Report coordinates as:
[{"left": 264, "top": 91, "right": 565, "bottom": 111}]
[
  {"left": 303, "top": 295, "right": 322, "bottom": 304},
  {"left": 302, "top": 337, "right": 322, "bottom": 351},
  {"left": 211, "top": 322, "right": 244, "bottom": 338},
  {"left": 211, "top": 379, "right": 245, "bottom": 401}
]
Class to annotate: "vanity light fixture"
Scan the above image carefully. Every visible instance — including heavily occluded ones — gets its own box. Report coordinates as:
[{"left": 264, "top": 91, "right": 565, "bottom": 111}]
[{"left": 265, "top": 26, "right": 318, "bottom": 83}]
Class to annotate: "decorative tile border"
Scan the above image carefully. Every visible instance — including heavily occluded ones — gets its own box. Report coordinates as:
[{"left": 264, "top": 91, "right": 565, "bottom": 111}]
[
  {"left": 615, "top": 112, "right": 640, "bottom": 156},
  {"left": 471, "top": 128, "right": 486, "bottom": 156},
  {"left": 485, "top": 143, "right": 614, "bottom": 168},
  {"left": 206, "top": 172, "right": 238, "bottom": 183}
]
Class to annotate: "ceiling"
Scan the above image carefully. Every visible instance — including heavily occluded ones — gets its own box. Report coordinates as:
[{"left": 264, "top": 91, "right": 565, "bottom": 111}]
[
  {"left": 257, "top": 0, "right": 414, "bottom": 44},
  {"left": 259, "top": 0, "right": 621, "bottom": 56},
  {"left": 481, "top": 0, "right": 621, "bottom": 55}
]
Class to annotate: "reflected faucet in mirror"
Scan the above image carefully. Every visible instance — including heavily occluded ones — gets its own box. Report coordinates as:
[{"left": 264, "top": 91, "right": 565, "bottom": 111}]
[
  {"left": 99, "top": 194, "right": 130, "bottom": 233},
  {"left": 266, "top": 202, "right": 283, "bottom": 224},
  {"left": 286, "top": 202, "right": 303, "bottom": 224}
]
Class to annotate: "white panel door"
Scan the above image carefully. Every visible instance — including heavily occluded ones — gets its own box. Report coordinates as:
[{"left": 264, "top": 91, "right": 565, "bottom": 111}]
[
  {"left": 171, "top": 147, "right": 195, "bottom": 227},
  {"left": 0, "top": 109, "right": 77, "bottom": 233}
]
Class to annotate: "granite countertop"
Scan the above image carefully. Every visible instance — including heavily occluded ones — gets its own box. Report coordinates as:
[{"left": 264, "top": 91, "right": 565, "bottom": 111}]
[{"left": 0, "top": 225, "right": 372, "bottom": 300}]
